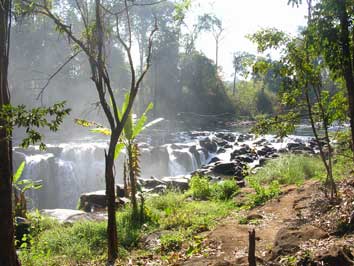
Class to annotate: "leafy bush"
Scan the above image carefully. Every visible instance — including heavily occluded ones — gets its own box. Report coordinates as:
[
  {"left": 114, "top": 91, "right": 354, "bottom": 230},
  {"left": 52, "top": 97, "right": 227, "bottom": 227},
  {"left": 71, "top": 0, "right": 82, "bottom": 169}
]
[
  {"left": 189, "top": 174, "right": 211, "bottom": 200},
  {"left": 211, "top": 180, "right": 240, "bottom": 200},
  {"left": 160, "top": 231, "right": 184, "bottom": 252},
  {"left": 246, "top": 179, "right": 281, "bottom": 207},
  {"left": 250, "top": 154, "right": 324, "bottom": 185}
]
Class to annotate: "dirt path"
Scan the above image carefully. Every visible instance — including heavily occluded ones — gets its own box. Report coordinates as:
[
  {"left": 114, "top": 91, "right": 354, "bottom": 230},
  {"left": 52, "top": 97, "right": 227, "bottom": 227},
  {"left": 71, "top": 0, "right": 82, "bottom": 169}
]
[{"left": 177, "top": 181, "right": 318, "bottom": 266}]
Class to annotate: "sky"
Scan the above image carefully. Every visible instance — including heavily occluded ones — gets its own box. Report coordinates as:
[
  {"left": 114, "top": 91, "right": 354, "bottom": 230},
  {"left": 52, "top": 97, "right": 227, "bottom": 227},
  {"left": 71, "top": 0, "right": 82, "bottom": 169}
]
[{"left": 185, "top": 0, "right": 308, "bottom": 81}]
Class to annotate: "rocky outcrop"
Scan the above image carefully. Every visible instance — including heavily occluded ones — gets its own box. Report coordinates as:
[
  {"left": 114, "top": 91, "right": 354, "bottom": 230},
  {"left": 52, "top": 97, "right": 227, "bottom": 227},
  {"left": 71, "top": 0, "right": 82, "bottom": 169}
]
[
  {"left": 79, "top": 190, "right": 107, "bottom": 211},
  {"left": 212, "top": 161, "right": 247, "bottom": 179},
  {"left": 313, "top": 246, "right": 354, "bottom": 266},
  {"left": 272, "top": 225, "right": 328, "bottom": 259},
  {"left": 41, "top": 209, "right": 93, "bottom": 223},
  {"left": 161, "top": 176, "right": 190, "bottom": 192},
  {"left": 199, "top": 137, "right": 217, "bottom": 153}
]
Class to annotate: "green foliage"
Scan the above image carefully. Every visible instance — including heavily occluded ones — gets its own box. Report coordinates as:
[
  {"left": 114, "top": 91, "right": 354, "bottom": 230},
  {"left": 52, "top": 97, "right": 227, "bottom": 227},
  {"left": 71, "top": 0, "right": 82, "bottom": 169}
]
[
  {"left": 19, "top": 207, "right": 146, "bottom": 265},
  {"left": 0, "top": 102, "right": 70, "bottom": 150},
  {"left": 229, "top": 80, "right": 277, "bottom": 118},
  {"left": 211, "top": 180, "right": 240, "bottom": 200},
  {"left": 189, "top": 174, "right": 211, "bottom": 200},
  {"left": 246, "top": 179, "right": 281, "bottom": 208},
  {"left": 13, "top": 162, "right": 42, "bottom": 218},
  {"left": 250, "top": 155, "right": 325, "bottom": 186},
  {"left": 173, "top": 0, "right": 191, "bottom": 21},
  {"left": 247, "top": 28, "right": 289, "bottom": 53},
  {"left": 179, "top": 52, "right": 234, "bottom": 115},
  {"left": 21, "top": 188, "right": 237, "bottom": 264},
  {"left": 160, "top": 231, "right": 184, "bottom": 252}
]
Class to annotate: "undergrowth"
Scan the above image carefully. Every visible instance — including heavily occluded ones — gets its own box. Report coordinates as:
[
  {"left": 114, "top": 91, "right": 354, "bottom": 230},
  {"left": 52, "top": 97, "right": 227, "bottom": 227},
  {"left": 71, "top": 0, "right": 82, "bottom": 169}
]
[{"left": 249, "top": 154, "right": 324, "bottom": 186}]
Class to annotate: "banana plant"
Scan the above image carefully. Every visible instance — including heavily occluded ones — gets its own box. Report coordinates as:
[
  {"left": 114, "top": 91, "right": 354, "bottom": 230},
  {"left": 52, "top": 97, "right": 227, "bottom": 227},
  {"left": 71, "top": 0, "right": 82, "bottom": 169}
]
[
  {"left": 13, "top": 161, "right": 42, "bottom": 218},
  {"left": 75, "top": 93, "right": 163, "bottom": 220}
]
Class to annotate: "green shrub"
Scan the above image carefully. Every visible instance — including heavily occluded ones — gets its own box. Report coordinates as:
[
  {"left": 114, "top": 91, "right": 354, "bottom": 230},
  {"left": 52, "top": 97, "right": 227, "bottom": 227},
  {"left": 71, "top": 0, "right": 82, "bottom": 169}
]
[
  {"left": 250, "top": 154, "right": 324, "bottom": 185},
  {"left": 160, "top": 231, "right": 184, "bottom": 252},
  {"left": 246, "top": 179, "right": 281, "bottom": 207},
  {"left": 189, "top": 174, "right": 211, "bottom": 200},
  {"left": 211, "top": 180, "right": 240, "bottom": 200}
]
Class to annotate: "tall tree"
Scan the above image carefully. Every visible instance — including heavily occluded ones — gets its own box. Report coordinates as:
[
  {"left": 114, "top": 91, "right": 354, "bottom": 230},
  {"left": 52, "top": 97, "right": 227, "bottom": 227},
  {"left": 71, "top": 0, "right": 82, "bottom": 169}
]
[
  {"left": 26, "top": 0, "right": 158, "bottom": 263},
  {"left": 232, "top": 52, "right": 255, "bottom": 95},
  {"left": 309, "top": 0, "right": 354, "bottom": 151},
  {"left": 0, "top": 1, "right": 17, "bottom": 265},
  {"left": 198, "top": 13, "right": 224, "bottom": 70},
  {"left": 1, "top": 3, "right": 70, "bottom": 266}
]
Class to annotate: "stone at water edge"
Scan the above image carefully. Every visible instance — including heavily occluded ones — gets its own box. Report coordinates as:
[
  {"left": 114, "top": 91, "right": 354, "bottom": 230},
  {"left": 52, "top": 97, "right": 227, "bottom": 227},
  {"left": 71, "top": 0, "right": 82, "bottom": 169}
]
[
  {"left": 212, "top": 162, "right": 246, "bottom": 178},
  {"left": 138, "top": 176, "right": 166, "bottom": 189},
  {"left": 41, "top": 209, "right": 92, "bottom": 223},
  {"left": 208, "top": 157, "right": 220, "bottom": 164},
  {"left": 15, "top": 217, "right": 30, "bottom": 247},
  {"left": 199, "top": 137, "right": 217, "bottom": 153},
  {"left": 161, "top": 176, "right": 190, "bottom": 192},
  {"left": 79, "top": 190, "right": 106, "bottom": 211}
]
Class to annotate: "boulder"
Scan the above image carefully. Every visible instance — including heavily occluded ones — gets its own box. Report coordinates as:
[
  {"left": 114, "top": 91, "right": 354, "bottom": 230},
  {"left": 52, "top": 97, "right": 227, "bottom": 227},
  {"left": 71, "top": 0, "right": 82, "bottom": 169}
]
[
  {"left": 212, "top": 162, "right": 246, "bottom": 178},
  {"left": 215, "top": 132, "right": 236, "bottom": 142},
  {"left": 217, "top": 148, "right": 226, "bottom": 154},
  {"left": 254, "top": 138, "right": 268, "bottom": 146},
  {"left": 257, "top": 146, "right": 276, "bottom": 157},
  {"left": 224, "top": 144, "right": 233, "bottom": 149},
  {"left": 139, "top": 176, "right": 166, "bottom": 189},
  {"left": 235, "top": 155, "right": 255, "bottom": 163},
  {"left": 236, "top": 180, "right": 246, "bottom": 188},
  {"left": 237, "top": 134, "right": 253, "bottom": 142},
  {"left": 161, "top": 176, "right": 189, "bottom": 192},
  {"left": 41, "top": 209, "right": 92, "bottom": 223},
  {"left": 208, "top": 157, "right": 220, "bottom": 164},
  {"left": 314, "top": 245, "right": 354, "bottom": 266},
  {"left": 79, "top": 190, "right": 106, "bottom": 211},
  {"left": 199, "top": 137, "right": 217, "bottom": 153},
  {"left": 189, "top": 145, "right": 201, "bottom": 166},
  {"left": 212, "top": 137, "right": 228, "bottom": 147},
  {"left": 116, "top": 184, "right": 125, "bottom": 198},
  {"left": 287, "top": 142, "right": 307, "bottom": 151},
  {"left": 15, "top": 217, "right": 30, "bottom": 247},
  {"left": 230, "top": 145, "right": 252, "bottom": 159},
  {"left": 143, "top": 184, "right": 167, "bottom": 194},
  {"left": 272, "top": 225, "right": 328, "bottom": 259}
]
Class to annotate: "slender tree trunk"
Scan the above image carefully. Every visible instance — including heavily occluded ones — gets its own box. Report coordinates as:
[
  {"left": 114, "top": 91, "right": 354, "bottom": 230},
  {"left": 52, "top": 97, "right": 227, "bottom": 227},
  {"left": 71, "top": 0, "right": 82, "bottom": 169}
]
[
  {"left": 338, "top": 0, "right": 354, "bottom": 152},
  {"left": 0, "top": 0, "right": 19, "bottom": 265},
  {"left": 215, "top": 38, "right": 219, "bottom": 70},
  {"left": 248, "top": 229, "right": 256, "bottom": 266},
  {"left": 105, "top": 137, "right": 118, "bottom": 263},
  {"left": 128, "top": 143, "right": 138, "bottom": 218},
  {"left": 233, "top": 69, "right": 237, "bottom": 96}
]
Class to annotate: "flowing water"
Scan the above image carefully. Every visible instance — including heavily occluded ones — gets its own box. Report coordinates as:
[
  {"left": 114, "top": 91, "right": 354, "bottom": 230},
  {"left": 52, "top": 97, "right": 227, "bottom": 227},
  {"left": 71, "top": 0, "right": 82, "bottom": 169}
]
[{"left": 13, "top": 119, "right": 321, "bottom": 209}]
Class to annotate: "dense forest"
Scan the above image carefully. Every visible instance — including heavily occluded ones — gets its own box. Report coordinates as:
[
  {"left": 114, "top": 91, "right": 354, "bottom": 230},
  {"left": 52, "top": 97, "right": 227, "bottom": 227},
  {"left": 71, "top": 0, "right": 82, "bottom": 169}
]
[{"left": 0, "top": 0, "right": 353, "bottom": 265}]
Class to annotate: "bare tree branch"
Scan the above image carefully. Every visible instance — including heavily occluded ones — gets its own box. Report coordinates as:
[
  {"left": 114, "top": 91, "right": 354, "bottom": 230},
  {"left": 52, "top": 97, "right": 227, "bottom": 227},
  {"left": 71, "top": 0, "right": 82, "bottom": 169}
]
[{"left": 36, "top": 50, "right": 81, "bottom": 101}]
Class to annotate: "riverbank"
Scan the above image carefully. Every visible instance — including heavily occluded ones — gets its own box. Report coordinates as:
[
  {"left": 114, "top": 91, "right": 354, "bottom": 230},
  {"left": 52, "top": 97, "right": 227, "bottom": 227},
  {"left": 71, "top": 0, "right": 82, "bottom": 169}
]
[{"left": 17, "top": 152, "right": 353, "bottom": 266}]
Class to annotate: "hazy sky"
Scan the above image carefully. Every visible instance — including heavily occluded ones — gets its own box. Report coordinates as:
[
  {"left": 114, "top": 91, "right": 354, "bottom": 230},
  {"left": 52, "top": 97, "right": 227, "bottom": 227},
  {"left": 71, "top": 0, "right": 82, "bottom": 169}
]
[{"left": 186, "top": 0, "right": 308, "bottom": 80}]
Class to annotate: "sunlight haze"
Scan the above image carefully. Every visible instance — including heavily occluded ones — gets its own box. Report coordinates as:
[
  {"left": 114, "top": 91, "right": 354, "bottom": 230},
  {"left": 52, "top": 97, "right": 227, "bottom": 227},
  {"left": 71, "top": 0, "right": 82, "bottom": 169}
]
[{"left": 186, "top": 0, "right": 308, "bottom": 80}]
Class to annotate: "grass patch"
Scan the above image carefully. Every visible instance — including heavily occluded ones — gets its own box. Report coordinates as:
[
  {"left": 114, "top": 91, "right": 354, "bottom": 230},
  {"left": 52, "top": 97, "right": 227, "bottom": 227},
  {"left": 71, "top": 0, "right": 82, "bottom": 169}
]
[
  {"left": 250, "top": 154, "right": 325, "bottom": 186},
  {"left": 19, "top": 207, "right": 145, "bottom": 265},
  {"left": 20, "top": 190, "right": 236, "bottom": 265}
]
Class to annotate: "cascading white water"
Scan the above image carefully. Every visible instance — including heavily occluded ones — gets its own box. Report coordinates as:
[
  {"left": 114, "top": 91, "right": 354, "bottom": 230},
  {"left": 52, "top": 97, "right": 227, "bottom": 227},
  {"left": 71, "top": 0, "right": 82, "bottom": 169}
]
[{"left": 15, "top": 130, "right": 314, "bottom": 210}]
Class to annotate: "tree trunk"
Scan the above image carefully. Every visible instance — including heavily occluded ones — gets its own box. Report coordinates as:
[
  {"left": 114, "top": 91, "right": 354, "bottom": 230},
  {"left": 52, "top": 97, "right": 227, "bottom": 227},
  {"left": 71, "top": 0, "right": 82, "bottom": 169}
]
[
  {"left": 233, "top": 69, "right": 237, "bottom": 96},
  {"left": 128, "top": 144, "right": 138, "bottom": 219},
  {"left": 215, "top": 38, "right": 219, "bottom": 71},
  {"left": 338, "top": 0, "right": 354, "bottom": 152},
  {"left": 105, "top": 144, "right": 118, "bottom": 263},
  {"left": 0, "top": 0, "right": 19, "bottom": 265},
  {"left": 248, "top": 229, "right": 256, "bottom": 266}
]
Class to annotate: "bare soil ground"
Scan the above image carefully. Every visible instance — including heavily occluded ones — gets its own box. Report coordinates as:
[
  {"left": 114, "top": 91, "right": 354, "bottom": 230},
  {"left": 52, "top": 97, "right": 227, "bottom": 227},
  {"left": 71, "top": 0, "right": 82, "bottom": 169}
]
[{"left": 176, "top": 181, "right": 322, "bottom": 266}]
